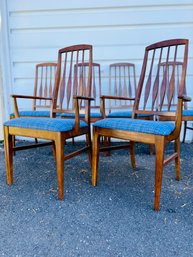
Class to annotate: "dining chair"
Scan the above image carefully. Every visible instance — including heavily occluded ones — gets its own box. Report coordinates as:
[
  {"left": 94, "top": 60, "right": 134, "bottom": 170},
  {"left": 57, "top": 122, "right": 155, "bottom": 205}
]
[
  {"left": 10, "top": 62, "right": 57, "bottom": 119},
  {"left": 106, "top": 62, "right": 137, "bottom": 118},
  {"left": 92, "top": 39, "right": 190, "bottom": 211},
  {"left": 60, "top": 62, "right": 102, "bottom": 122},
  {"left": 158, "top": 61, "right": 193, "bottom": 143},
  {"left": 10, "top": 62, "right": 57, "bottom": 146},
  {"left": 4, "top": 44, "right": 93, "bottom": 200}
]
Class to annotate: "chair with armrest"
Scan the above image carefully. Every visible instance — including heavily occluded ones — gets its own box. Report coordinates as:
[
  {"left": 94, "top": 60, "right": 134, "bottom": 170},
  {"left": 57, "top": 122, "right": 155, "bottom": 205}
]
[
  {"left": 10, "top": 62, "right": 57, "bottom": 146},
  {"left": 60, "top": 62, "right": 102, "bottom": 122},
  {"left": 158, "top": 61, "right": 193, "bottom": 143},
  {"left": 4, "top": 44, "right": 93, "bottom": 200},
  {"left": 106, "top": 62, "right": 137, "bottom": 118},
  {"left": 10, "top": 62, "right": 57, "bottom": 118},
  {"left": 92, "top": 39, "right": 190, "bottom": 211}
]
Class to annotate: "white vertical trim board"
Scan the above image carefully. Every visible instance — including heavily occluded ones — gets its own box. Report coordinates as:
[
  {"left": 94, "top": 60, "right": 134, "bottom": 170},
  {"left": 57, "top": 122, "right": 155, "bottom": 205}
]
[{"left": 1, "top": 0, "right": 193, "bottom": 140}]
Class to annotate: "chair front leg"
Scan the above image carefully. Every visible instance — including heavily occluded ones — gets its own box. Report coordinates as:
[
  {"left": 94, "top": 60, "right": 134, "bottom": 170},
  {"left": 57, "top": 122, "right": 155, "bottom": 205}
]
[
  {"left": 92, "top": 128, "right": 100, "bottom": 186},
  {"left": 154, "top": 136, "right": 165, "bottom": 211},
  {"left": 4, "top": 126, "right": 14, "bottom": 185},
  {"left": 55, "top": 133, "right": 65, "bottom": 200}
]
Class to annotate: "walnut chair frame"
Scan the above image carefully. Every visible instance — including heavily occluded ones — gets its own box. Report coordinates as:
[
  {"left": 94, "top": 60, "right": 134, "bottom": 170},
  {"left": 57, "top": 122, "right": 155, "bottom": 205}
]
[
  {"left": 4, "top": 44, "right": 93, "bottom": 200},
  {"left": 92, "top": 39, "right": 190, "bottom": 211}
]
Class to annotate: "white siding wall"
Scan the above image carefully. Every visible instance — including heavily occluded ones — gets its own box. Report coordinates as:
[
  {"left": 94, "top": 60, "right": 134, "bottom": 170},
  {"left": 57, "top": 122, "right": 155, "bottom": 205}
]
[{"left": 1, "top": 0, "right": 193, "bottom": 140}]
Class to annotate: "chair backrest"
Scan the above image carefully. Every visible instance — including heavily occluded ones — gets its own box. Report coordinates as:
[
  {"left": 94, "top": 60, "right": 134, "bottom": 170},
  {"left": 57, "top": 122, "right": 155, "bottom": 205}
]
[
  {"left": 133, "top": 39, "right": 189, "bottom": 117},
  {"left": 32, "top": 62, "right": 57, "bottom": 110},
  {"left": 76, "top": 62, "right": 101, "bottom": 110},
  {"left": 159, "top": 61, "right": 188, "bottom": 110},
  {"left": 52, "top": 44, "right": 93, "bottom": 121},
  {"left": 108, "top": 62, "right": 137, "bottom": 113}
]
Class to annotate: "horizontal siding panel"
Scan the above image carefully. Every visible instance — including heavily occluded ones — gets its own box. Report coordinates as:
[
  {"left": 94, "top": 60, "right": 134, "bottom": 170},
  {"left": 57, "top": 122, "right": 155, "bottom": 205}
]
[
  {"left": 10, "top": 26, "right": 193, "bottom": 49},
  {"left": 7, "top": 0, "right": 193, "bottom": 12},
  {"left": 9, "top": 8, "right": 193, "bottom": 30}
]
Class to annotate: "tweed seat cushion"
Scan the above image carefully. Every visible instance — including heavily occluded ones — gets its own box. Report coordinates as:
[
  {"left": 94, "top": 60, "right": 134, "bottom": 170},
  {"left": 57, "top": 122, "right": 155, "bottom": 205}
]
[
  {"left": 93, "top": 118, "right": 175, "bottom": 136},
  {"left": 10, "top": 111, "right": 51, "bottom": 118},
  {"left": 60, "top": 112, "right": 102, "bottom": 119},
  {"left": 4, "top": 118, "right": 88, "bottom": 132},
  {"left": 182, "top": 110, "right": 193, "bottom": 116},
  {"left": 107, "top": 111, "right": 151, "bottom": 118}
]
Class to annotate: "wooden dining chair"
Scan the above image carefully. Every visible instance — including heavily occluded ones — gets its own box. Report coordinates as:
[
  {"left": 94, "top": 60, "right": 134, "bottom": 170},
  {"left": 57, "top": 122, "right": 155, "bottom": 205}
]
[
  {"left": 92, "top": 39, "right": 190, "bottom": 211},
  {"left": 106, "top": 62, "right": 137, "bottom": 118},
  {"left": 10, "top": 62, "right": 58, "bottom": 146},
  {"left": 158, "top": 61, "right": 193, "bottom": 143},
  {"left": 10, "top": 62, "right": 57, "bottom": 118},
  {"left": 60, "top": 62, "right": 102, "bottom": 122},
  {"left": 4, "top": 44, "right": 93, "bottom": 200}
]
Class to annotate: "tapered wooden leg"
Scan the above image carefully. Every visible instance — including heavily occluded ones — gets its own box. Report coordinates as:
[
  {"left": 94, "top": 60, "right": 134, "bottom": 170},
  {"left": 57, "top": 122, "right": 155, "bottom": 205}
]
[
  {"left": 129, "top": 141, "right": 136, "bottom": 169},
  {"left": 55, "top": 133, "right": 64, "bottom": 200},
  {"left": 86, "top": 131, "right": 92, "bottom": 165},
  {"left": 174, "top": 137, "right": 180, "bottom": 181},
  {"left": 154, "top": 136, "right": 165, "bottom": 211},
  {"left": 92, "top": 128, "right": 100, "bottom": 186},
  {"left": 182, "top": 121, "right": 187, "bottom": 143},
  {"left": 4, "top": 126, "right": 13, "bottom": 185},
  {"left": 52, "top": 141, "right": 56, "bottom": 161},
  {"left": 103, "top": 136, "right": 111, "bottom": 157}
]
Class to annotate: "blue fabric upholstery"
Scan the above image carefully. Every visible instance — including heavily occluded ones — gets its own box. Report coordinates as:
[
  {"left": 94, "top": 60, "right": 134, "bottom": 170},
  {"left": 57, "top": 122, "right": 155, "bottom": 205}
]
[
  {"left": 60, "top": 112, "right": 102, "bottom": 119},
  {"left": 93, "top": 118, "right": 175, "bottom": 136},
  {"left": 182, "top": 110, "right": 193, "bottom": 116},
  {"left": 10, "top": 111, "right": 51, "bottom": 118},
  {"left": 4, "top": 118, "right": 88, "bottom": 132},
  {"left": 107, "top": 111, "right": 150, "bottom": 118}
]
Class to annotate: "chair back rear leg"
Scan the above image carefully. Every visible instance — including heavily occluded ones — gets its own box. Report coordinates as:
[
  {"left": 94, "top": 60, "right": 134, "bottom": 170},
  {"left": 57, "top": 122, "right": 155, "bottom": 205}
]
[
  {"left": 86, "top": 132, "right": 92, "bottom": 164},
  {"left": 129, "top": 141, "right": 136, "bottom": 169},
  {"left": 182, "top": 121, "right": 187, "bottom": 143}
]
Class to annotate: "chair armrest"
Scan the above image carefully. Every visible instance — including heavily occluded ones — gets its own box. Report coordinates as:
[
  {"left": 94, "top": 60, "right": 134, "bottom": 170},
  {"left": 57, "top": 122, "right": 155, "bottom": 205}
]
[
  {"left": 11, "top": 94, "right": 53, "bottom": 101},
  {"left": 178, "top": 95, "right": 192, "bottom": 102},
  {"left": 73, "top": 95, "right": 95, "bottom": 132},
  {"left": 100, "top": 95, "right": 135, "bottom": 118},
  {"left": 11, "top": 94, "right": 53, "bottom": 118},
  {"left": 73, "top": 95, "right": 95, "bottom": 101},
  {"left": 101, "top": 95, "right": 135, "bottom": 101}
]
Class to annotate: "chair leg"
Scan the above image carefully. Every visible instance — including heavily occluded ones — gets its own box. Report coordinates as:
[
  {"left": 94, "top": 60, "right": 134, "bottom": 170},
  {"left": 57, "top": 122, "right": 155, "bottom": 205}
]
[
  {"left": 129, "top": 141, "right": 136, "bottom": 169},
  {"left": 55, "top": 133, "right": 65, "bottom": 200},
  {"left": 4, "top": 126, "right": 14, "bottom": 185},
  {"left": 86, "top": 132, "right": 92, "bottom": 165},
  {"left": 174, "top": 137, "right": 180, "bottom": 181},
  {"left": 154, "top": 136, "right": 165, "bottom": 211},
  {"left": 92, "top": 129, "right": 100, "bottom": 186},
  {"left": 103, "top": 136, "right": 111, "bottom": 157},
  {"left": 182, "top": 121, "right": 187, "bottom": 143}
]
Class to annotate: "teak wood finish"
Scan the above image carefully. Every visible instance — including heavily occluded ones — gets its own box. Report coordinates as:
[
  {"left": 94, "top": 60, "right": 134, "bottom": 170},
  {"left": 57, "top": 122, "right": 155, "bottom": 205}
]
[
  {"left": 108, "top": 62, "right": 137, "bottom": 115},
  {"left": 11, "top": 62, "right": 58, "bottom": 146},
  {"left": 158, "top": 61, "right": 193, "bottom": 143},
  {"left": 12, "top": 62, "right": 58, "bottom": 117},
  {"left": 76, "top": 62, "right": 102, "bottom": 122},
  {"left": 92, "top": 39, "right": 190, "bottom": 211},
  {"left": 4, "top": 44, "right": 93, "bottom": 200}
]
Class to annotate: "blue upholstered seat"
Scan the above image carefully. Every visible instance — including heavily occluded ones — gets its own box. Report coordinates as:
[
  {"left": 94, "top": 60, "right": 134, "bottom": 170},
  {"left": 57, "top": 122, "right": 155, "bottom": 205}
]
[
  {"left": 4, "top": 118, "right": 88, "bottom": 132},
  {"left": 182, "top": 110, "right": 193, "bottom": 116},
  {"left": 107, "top": 111, "right": 150, "bottom": 118},
  {"left": 10, "top": 111, "right": 51, "bottom": 118},
  {"left": 60, "top": 112, "right": 102, "bottom": 119},
  {"left": 93, "top": 118, "right": 175, "bottom": 136}
]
